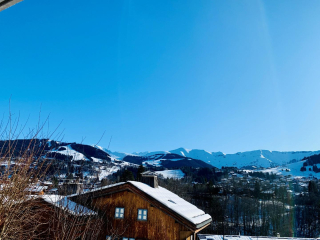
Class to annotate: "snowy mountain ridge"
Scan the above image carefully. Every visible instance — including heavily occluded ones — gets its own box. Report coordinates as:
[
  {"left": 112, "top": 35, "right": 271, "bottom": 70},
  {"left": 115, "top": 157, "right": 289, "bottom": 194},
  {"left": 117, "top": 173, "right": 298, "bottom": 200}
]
[{"left": 106, "top": 147, "right": 320, "bottom": 169}]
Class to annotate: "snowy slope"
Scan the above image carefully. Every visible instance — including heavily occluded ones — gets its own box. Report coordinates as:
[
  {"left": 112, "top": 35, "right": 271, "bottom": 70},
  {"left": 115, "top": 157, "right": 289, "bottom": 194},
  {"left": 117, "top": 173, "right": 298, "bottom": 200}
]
[
  {"left": 50, "top": 145, "right": 89, "bottom": 161},
  {"left": 132, "top": 150, "right": 170, "bottom": 156},
  {"left": 260, "top": 160, "right": 320, "bottom": 178},
  {"left": 97, "top": 146, "right": 135, "bottom": 160}
]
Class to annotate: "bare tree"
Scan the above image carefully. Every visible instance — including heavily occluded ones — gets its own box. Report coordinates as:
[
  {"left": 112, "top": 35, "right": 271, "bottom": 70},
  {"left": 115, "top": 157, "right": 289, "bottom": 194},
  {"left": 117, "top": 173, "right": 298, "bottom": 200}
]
[{"left": 0, "top": 108, "right": 104, "bottom": 239}]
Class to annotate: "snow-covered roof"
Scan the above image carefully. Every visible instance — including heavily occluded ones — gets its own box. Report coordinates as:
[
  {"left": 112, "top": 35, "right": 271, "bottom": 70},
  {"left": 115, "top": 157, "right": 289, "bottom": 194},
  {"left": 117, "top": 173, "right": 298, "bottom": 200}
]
[
  {"left": 26, "top": 185, "right": 47, "bottom": 192},
  {"left": 68, "top": 182, "right": 125, "bottom": 198},
  {"left": 128, "top": 181, "right": 212, "bottom": 227},
  {"left": 42, "top": 195, "right": 96, "bottom": 216}
]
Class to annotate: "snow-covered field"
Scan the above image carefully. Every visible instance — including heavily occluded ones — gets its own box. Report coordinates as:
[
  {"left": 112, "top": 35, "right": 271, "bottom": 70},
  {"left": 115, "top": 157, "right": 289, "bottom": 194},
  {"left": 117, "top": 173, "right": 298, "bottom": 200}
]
[
  {"left": 143, "top": 159, "right": 162, "bottom": 167},
  {"left": 259, "top": 160, "right": 320, "bottom": 178}
]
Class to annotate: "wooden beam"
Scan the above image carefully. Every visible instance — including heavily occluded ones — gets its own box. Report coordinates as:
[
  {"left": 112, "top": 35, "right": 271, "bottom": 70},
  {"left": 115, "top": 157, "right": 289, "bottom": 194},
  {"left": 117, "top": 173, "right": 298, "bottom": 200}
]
[{"left": 195, "top": 223, "right": 211, "bottom": 234}]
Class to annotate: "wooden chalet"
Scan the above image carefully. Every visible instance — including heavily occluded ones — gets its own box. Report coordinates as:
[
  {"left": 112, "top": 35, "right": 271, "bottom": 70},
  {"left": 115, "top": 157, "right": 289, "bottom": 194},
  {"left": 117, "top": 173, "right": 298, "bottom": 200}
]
[{"left": 69, "top": 174, "right": 212, "bottom": 240}]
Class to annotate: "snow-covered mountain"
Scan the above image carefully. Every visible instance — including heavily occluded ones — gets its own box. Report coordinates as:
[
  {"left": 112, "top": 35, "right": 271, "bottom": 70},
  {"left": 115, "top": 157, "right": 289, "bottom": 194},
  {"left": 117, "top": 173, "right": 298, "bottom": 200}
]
[
  {"left": 108, "top": 147, "right": 320, "bottom": 169},
  {"left": 3, "top": 139, "right": 320, "bottom": 179},
  {"left": 121, "top": 153, "right": 214, "bottom": 169}
]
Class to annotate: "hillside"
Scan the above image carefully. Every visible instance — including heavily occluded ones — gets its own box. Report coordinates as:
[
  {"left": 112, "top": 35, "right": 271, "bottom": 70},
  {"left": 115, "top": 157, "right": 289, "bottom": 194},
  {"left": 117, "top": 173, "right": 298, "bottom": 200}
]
[
  {"left": 260, "top": 153, "right": 320, "bottom": 178},
  {"left": 122, "top": 153, "right": 215, "bottom": 168}
]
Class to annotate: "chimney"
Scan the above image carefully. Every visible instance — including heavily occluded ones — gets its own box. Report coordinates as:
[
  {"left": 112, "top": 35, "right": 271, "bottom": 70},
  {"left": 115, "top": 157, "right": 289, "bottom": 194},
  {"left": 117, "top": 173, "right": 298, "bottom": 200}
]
[{"left": 141, "top": 171, "right": 158, "bottom": 188}]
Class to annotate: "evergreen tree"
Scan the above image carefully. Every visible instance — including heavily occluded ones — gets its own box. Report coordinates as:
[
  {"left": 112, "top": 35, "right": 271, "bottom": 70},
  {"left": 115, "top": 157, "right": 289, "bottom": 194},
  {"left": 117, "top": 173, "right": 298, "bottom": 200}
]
[
  {"left": 253, "top": 181, "right": 261, "bottom": 198},
  {"left": 137, "top": 165, "right": 145, "bottom": 181},
  {"left": 52, "top": 176, "right": 59, "bottom": 187},
  {"left": 120, "top": 169, "right": 135, "bottom": 182},
  {"left": 308, "top": 181, "right": 318, "bottom": 194},
  {"left": 66, "top": 173, "right": 73, "bottom": 180}
]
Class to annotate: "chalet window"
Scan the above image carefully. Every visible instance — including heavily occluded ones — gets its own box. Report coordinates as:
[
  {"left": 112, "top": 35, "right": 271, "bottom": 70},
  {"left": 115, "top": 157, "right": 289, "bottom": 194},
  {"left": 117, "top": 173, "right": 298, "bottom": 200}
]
[
  {"left": 123, "top": 238, "right": 128, "bottom": 240},
  {"left": 115, "top": 207, "right": 125, "bottom": 219},
  {"left": 137, "top": 209, "right": 148, "bottom": 221},
  {"left": 129, "top": 238, "right": 135, "bottom": 240}
]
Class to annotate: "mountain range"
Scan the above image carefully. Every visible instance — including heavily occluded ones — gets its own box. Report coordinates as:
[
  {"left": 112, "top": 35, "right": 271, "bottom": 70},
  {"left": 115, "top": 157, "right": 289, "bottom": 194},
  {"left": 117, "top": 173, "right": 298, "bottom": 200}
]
[
  {"left": 107, "top": 147, "right": 320, "bottom": 169},
  {"left": 2, "top": 139, "right": 320, "bottom": 179}
]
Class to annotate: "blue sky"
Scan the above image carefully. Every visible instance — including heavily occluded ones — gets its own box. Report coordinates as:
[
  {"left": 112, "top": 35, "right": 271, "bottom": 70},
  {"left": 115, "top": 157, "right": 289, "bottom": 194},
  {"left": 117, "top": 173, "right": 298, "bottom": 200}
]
[{"left": 1, "top": 0, "right": 320, "bottom": 153}]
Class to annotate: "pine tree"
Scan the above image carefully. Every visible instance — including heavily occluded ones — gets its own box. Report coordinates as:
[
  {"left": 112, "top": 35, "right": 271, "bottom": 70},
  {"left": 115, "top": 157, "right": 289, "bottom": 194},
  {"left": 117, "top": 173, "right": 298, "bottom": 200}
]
[
  {"left": 120, "top": 169, "right": 135, "bottom": 182},
  {"left": 137, "top": 165, "right": 145, "bottom": 181}
]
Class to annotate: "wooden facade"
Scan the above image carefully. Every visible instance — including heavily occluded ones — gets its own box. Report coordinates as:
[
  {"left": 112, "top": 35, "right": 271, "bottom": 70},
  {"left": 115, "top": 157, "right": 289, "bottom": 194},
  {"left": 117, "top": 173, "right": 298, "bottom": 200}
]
[{"left": 70, "top": 182, "right": 211, "bottom": 240}]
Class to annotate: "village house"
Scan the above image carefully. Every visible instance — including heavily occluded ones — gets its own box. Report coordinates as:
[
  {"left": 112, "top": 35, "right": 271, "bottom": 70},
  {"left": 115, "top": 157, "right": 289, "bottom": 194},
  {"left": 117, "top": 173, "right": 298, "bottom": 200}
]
[{"left": 69, "top": 173, "right": 212, "bottom": 240}]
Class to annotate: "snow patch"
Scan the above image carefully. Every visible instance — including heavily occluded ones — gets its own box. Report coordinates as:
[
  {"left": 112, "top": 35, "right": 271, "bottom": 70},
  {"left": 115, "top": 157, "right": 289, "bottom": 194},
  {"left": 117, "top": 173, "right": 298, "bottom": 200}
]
[{"left": 50, "top": 145, "right": 89, "bottom": 161}]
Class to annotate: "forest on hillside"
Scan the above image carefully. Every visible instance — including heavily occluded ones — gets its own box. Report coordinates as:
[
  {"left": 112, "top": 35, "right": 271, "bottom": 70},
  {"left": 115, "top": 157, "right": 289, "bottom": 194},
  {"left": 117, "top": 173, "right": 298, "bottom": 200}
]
[{"left": 160, "top": 178, "right": 320, "bottom": 238}]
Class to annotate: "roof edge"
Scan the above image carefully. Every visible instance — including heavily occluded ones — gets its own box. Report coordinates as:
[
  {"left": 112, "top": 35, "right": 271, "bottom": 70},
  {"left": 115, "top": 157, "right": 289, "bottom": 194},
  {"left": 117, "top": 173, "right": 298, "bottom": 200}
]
[
  {"left": 195, "top": 218, "right": 212, "bottom": 229},
  {"left": 0, "top": 0, "right": 24, "bottom": 11}
]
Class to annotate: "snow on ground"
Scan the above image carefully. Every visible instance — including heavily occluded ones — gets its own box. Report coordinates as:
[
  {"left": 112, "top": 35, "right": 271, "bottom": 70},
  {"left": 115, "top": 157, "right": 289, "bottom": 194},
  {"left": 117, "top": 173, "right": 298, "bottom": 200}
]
[
  {"left": 98, "top": 166, "right": 120, "bottom": 180},
  {"left": 143, "top": 159, "right": 162, "bottom": 167},
  {"left": 50, "top": 145, "right": 89, "bottom": 161},
  {"left": 132, "top": 150, "right": 170, "bottom": 156},
  {"left": 258, "top": 160, "right": 320, "bottom": 178},
  {"left": 155, "top": 169, "right": 185, "bottom": 179},
  {"left": 91, "top": 157, "right": 102, "bottom": 163}
]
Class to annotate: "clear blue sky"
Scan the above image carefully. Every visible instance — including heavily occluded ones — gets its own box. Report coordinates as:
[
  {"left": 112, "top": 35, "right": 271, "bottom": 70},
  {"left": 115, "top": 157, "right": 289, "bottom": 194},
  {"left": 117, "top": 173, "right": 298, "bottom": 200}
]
[{"left": 1, "top": 0, "right": 320, "bottom": 153}]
